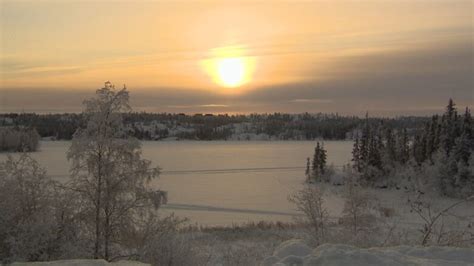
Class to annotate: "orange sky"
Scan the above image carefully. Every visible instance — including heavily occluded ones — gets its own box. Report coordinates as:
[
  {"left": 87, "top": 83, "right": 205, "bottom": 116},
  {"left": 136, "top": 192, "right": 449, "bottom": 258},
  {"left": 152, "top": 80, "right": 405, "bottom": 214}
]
[{"left": 0, "top": 1, "right": 473, "bottom": 115}]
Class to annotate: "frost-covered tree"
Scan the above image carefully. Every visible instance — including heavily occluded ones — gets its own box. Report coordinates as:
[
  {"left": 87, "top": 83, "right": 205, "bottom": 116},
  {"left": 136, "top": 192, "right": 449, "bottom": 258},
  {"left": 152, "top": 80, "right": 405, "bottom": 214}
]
[
  {"left": 341, "top": 175, "right": 376, "bottom": 238},
  {"left": 348, "top": 99, "right": 471, "bottom": 195},
  {"left": 0, "top": 154, "right": 77, "bottom": 262},
  {"left": 383, "top": 127, "right": 397, "bottom": 166},
  {"left": 67, "top": 82, "right": 160, "bottom": 260},
  {"left": 440, "top": 98, "right": 458, "bottom": 156},
  {"left": 352, "top": 138, "right": 361, "bottom": 172},
  {"left": 289, "top": 185, "right": 328, "bottom": 243},
  {"left": 397, "top": 128, "right": 410, "bottom": 164},
  {"left": 310, "top": 142, "right": 328, "bottom": 181},
  {"left": 425, "top": 115, "right": 440, "bottom": 163},
  {"left": 0, "top": 127, "right": 40, "bottom": 152}
]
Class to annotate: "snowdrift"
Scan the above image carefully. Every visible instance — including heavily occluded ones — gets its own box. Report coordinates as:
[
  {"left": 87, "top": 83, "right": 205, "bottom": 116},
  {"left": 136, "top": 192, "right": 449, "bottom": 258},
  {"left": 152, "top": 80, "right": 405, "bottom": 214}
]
[
  {"left": 10, "top": 260, "right": 150, "bottom": 266},
  {"left": 262, "top": 239, "right": 474, "bottom": 266}
]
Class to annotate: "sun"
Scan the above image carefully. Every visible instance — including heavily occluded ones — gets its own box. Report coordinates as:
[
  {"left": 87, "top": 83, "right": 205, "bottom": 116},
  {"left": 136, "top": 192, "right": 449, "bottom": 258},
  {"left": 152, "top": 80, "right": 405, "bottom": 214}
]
[
  {"left": 202, "top": 46, "right": 256, "bottom": 89},
  {"left": 216, "top": 58, "right": 245, "bottom": 87}
]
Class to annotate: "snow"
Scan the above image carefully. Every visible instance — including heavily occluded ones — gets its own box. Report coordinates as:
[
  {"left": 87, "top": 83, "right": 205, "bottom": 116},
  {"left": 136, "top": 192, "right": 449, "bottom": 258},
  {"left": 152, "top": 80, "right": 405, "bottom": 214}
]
[
  {"left": 262, "top": 240, "right": 474, "bottom": 266},
  {"left": 10, "top": 260, "right": 150, "bottom": 266},
  {"left": 273, "top": 239, "right": 312, "bottom": 259}
]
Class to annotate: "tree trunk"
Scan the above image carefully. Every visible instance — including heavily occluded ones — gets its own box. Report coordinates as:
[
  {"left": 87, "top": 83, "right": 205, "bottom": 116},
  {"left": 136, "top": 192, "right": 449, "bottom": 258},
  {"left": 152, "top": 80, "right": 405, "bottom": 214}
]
[
  {"left": 104, "top": 209, "right": 110, "bottom": 260},
  {"left": 104, "top": 178, "right": 110, "bottom": 261},
  {"left": 94, "top": 175, "right": 102, "bottom": 258},
  {"left": 94, "top": 153, "right": 103, "bottom": 259}
]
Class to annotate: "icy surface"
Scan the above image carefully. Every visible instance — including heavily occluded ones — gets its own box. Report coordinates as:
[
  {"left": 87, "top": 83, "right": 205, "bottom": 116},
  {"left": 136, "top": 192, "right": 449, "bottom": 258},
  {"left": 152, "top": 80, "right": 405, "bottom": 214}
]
[
  {"left": 0, "top": 141, "right": 351, "bottom": 225},
  {"left": 263, "top": 240, "right": 474, "bottom": 266}
]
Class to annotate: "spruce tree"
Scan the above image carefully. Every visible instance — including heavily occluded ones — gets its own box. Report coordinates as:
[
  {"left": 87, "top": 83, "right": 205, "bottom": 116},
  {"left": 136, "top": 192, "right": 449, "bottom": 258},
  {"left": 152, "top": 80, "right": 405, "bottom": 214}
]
[
  {"left": 305, "top": 157, "right": 311, "bottom": 180},
  {"left": 319, "top": 143, "right": 327, "bottom": 175},
  {"left": 461, "top": 107, "right": 473, "bottom": 152},
  {"left": 368, "top": 131, "right": 382, "bottom": 170},
  {"left": 359, "top": 113, "right": 370, "bottom": 169},
  {"left": 440, "top": 98, "right": 458, "bottom": 156},
  {"left": 453, "top": 108, "right": 472, "bottom": 165},
  {"left": 384, "top": 127, "right": 396, "bottom": 164},
  {"left": 312, "top": 142, "right": 321, "bottom": 179},
  {"left": 413, "top": 134, "right": 425, "bottom": 165},
  {"left": 352, "top": 138, "right": 361, "bottom": 172},
  {"left": 425, "top": 116, "right": 439, "bottom": 162},
  {"left": 398, "top": 128, "right": 410, "bottom": 164}
]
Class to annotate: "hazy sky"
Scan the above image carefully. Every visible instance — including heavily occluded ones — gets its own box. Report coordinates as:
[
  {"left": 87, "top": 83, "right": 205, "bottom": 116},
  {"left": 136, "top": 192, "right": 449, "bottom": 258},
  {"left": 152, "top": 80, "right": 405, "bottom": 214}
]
[{"left": 1, "top": 0, "right": 473, "bottom": 115}]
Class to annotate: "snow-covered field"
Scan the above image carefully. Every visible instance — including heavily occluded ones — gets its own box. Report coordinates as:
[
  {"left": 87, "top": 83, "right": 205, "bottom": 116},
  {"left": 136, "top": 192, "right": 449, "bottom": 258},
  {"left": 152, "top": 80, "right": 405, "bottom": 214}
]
[
  {"left": 10, "top": 240, "right": 473, "bottom": 266},
  {"left": 263, "top": 239, "right": 474, "bottom": 266},
  {"left": 11, "top": 260, "right": 150, "bottom": 266}
]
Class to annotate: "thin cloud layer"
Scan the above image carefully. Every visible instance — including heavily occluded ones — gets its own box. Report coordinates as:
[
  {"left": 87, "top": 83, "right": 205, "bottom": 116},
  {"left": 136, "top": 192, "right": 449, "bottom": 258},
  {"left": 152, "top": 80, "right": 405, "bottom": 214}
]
[{"left": 0, "top": 1, "right": 472, "bottom": 115}]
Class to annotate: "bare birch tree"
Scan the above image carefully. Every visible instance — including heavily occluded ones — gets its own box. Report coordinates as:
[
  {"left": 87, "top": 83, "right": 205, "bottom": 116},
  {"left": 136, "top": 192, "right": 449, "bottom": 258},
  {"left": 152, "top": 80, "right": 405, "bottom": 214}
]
[
  {"left": 67, "top": 82, "right": 160, "bottom": 260},
  {"left": 289, "top": 184, "right": 328, "bottom": 243}
]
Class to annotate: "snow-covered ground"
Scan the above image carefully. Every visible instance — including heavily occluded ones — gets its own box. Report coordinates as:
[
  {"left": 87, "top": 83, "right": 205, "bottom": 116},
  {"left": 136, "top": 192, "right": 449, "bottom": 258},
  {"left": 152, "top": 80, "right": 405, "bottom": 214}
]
[
  {"left": 262, "top": 239, "right": 474, "bottom": 266},
  {"left": 11, "top": 260, "right": 150, "bottom": 266}
]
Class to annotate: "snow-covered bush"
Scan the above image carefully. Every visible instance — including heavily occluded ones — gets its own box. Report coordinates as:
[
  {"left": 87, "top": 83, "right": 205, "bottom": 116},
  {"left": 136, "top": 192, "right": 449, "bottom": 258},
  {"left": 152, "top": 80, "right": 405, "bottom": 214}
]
[
  {"left": 408, "top": 193, "right": 474, "bottom": 246},
  {"left": 133, "top": 214, "right": 207, "bottom": 266},
  {"left": 288, "top": 184, "right": 328, "bottom": 244},
  {"left": 0, "top": 127, "right": 40, "bottom": 152},
  {"left": 339, "top": 176, "right": 379, "bottom": 244},
  {"left": 0, "top": 154, "right": 84, "bottom": 262}
]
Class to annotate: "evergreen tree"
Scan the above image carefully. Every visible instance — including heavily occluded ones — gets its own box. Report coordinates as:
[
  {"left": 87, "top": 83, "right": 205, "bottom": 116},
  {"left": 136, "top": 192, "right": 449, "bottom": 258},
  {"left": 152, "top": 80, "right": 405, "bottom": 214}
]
[
  {"left": 359, "top": 113, "right": 370, "bottom": 166},
  {"left": 310, "top": 142, "right": 328, "bottom": 181},
  {"left": 397, "top": 128, "right": 410, "bottom": 164},
  {"left": 305, "top": 157, "right": 311, "bottom": 179},
  {"left": 462, "top": 107, "right": 472, "bottom": 138},
  {"left": 425, "top": 116, "right": 439, "bottom": 162},
  {"left": 453, "top": 134, "right": 472, "bottom": 166},
  {"left": 368, "top": 131, "right": 382, "bottom": 170},
  {"left": 352, "top": 138, "right": 361, "bottom": 172},
  {"left": 413, "top": 134, "right": 425, "bottom": 165},
  {"left": 384, "top": 127, "right": 396, "bottom": 164},
  {"left": 319, "top": 143, "right": 327, "bottom": 175},
  {"left": 312, "top": 142, "right": 320, "bottom": 172},
  {"left": 461, "top": 107, "right": 473, "bottom": 154},
  {"left": 440, "top": 98, "right": 458, "bottom": 156}
]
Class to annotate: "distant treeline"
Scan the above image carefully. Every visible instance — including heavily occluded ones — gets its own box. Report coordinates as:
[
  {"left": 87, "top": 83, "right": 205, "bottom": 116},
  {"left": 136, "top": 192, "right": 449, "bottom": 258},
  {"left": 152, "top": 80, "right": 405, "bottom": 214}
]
[
  {"left": 0, "top": 112, "right": 429, "bottom": 141},
  {"left": 0, "top": 127, "right": 40, "bottom": 152}
]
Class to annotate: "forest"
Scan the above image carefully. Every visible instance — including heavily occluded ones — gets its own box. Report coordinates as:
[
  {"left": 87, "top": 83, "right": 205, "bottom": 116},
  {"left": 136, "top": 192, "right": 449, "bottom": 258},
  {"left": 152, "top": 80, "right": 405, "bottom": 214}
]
[
  {"left": 306, "top": 99, "right": 473, "bottom": 198},
  {"left": 0, "top": 112, "right": 429, "bottom": 141}
]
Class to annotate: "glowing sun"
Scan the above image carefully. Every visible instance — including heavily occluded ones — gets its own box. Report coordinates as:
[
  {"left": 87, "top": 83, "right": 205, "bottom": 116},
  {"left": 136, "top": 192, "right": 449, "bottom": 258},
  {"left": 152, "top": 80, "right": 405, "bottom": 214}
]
[
  {"left": 202, "top": 46, "right": 256, "bottom": 88},
  {"left": 216, "top": 58, "right": 246, "bottom": 87}
]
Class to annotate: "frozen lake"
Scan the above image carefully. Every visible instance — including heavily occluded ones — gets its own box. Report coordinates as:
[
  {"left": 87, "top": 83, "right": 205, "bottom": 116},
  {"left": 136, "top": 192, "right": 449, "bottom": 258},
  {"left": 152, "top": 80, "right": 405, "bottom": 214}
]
[{"left": 1, "top": 140, "right": 353, "bottom": 225}]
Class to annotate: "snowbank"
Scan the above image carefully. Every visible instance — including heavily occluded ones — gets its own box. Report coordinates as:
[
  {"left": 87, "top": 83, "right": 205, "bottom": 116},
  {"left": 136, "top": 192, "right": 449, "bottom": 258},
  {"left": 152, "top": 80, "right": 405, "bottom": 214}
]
[
  {"left": 11, "top": 260, "right": 150, "bottom": 266},
  {"left": 262, "top": 240, "right": 474, "bottom": 266}
]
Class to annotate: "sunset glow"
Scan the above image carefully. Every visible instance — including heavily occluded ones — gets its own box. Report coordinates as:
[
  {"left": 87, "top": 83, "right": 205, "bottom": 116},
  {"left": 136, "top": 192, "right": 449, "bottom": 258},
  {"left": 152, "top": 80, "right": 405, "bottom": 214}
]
[
  {"left": 202, "top": 46, "right": 256, "bottom": 89},
  {"left": 216, "top": 58, "right": 246, "bottom": 87},
  {"left": 0, "top": 1, "right": 472, "bottom": 114}
]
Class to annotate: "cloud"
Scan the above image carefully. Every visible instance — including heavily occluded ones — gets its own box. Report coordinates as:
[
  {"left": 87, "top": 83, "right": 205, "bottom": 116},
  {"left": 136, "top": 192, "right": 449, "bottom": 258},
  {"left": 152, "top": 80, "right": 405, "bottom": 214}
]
[
  {"left": 1, "top": 40, "right": 472, "bottom": 116},
  {"left": 198, "top": 104, "right": 229, "bottom": 108},
  {"left": 166, "top": 104, "right": 229, "bottom": 109},
  {"left": 290, "top": 99, "right": 333, "bottom": 104},
  {"left": 239, "top": 40, "right": 473, "bottom": 115}
]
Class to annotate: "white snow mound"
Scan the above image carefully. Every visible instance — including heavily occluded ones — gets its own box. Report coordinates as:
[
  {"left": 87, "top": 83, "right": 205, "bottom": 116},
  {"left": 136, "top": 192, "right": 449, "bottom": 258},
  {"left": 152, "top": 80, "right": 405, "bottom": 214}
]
[
  {"left": 273, "top": 239, "right": 313, "bottom": 259},
  {"left": 11, "top": 259, "right": 150, "bottom": 266},
  {"left": 262, "top": 240, "right": 474, "bottom": 266}
]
